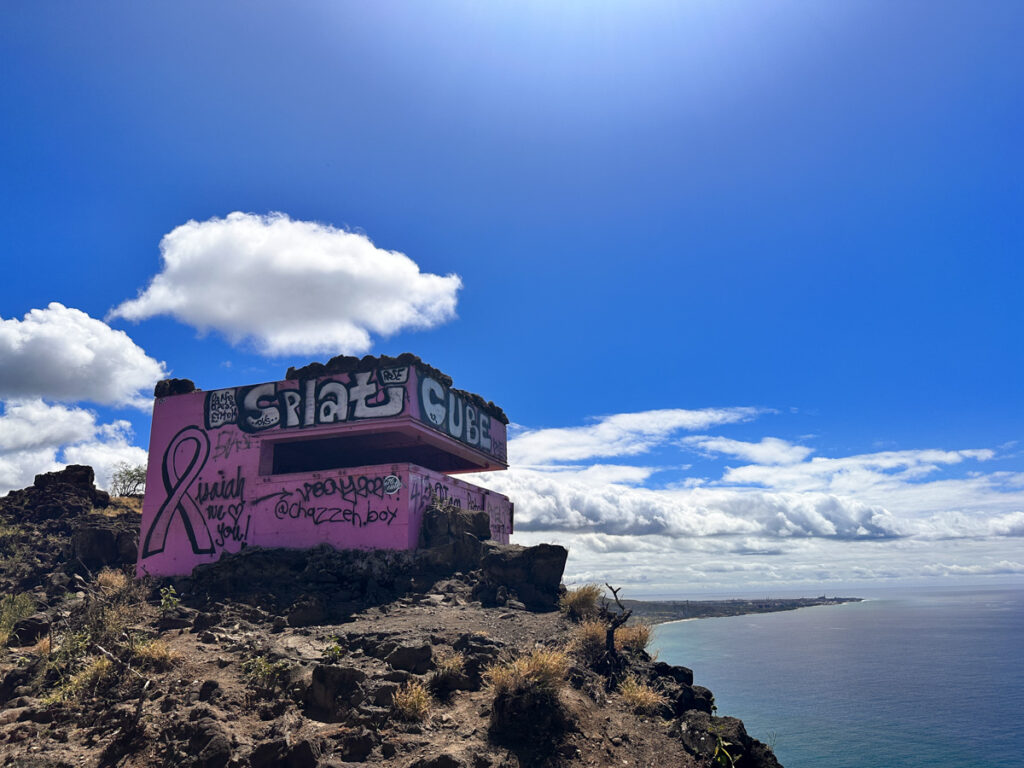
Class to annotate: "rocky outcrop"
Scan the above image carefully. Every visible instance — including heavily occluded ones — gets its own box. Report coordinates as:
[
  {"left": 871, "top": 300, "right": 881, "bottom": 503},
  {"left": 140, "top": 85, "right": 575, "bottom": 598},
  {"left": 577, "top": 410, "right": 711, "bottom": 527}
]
[
  {"left": 473, "top": 543, "right": 568, "bottom": 611},
  {"left": 70, "top": 514, "right": 138, "bottom": 570}
]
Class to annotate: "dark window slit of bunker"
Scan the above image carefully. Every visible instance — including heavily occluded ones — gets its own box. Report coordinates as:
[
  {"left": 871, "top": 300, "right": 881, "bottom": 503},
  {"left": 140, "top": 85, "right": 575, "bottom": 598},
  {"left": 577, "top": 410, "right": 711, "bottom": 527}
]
[{"left": 271, "top": 432, "right": 480, "bottom": 475}]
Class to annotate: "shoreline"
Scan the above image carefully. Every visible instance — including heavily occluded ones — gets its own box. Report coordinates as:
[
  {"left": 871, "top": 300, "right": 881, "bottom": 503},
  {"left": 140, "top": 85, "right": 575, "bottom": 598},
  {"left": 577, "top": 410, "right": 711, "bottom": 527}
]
[{"left": 624, "top": 595, "right": 863, "bottom": 626}]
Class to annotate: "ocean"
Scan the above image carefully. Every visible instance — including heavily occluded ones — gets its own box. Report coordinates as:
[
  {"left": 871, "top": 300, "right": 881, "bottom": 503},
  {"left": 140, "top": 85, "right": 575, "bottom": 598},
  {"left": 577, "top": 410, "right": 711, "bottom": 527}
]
[{"left": 651, "top": 585, "right": 1024, "bottom": 768}]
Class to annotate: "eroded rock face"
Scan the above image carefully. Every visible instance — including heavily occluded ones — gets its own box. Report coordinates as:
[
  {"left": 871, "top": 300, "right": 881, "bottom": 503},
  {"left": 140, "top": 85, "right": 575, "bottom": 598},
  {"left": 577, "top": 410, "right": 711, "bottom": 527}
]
[
  {"left": 474, "top": 543, "right": 568, "bottom": 611},
  {"left": 672, "top": 711, "right": 782, "bottom": 768},
  {"left": 71, "top": 515, "right": 138, "bottom": 570}
]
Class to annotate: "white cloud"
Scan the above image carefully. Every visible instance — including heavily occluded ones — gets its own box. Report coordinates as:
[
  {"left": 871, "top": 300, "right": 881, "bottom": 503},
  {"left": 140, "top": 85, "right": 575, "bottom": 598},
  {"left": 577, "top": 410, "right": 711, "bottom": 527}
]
[
  {"left": 479, "top": 468, "right": 899, "bottom": 540},
  {"left": 0, "top": 400, "right": 148, "bottom": 494},
  {"left": 109, "top": 211, "right": 462, "bottom": 356},
  {"left": 484, "top": 407, "right": 1024, "bottom": 593},
  {"left": 509, "top": 407, "right": 763, "bottom": 465},
  {"left": 682, "top": 435, "right": 814, "bottom": 465},
  {"left": 0, "top": 303, "right": 166, "bottom": 409}
]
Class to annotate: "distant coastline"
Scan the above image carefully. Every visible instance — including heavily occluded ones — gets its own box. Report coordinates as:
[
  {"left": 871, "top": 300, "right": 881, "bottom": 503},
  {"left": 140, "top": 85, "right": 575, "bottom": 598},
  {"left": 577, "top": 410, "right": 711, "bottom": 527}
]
[{"left": 625, "top": 595, "right": 862, "bottom": 625}]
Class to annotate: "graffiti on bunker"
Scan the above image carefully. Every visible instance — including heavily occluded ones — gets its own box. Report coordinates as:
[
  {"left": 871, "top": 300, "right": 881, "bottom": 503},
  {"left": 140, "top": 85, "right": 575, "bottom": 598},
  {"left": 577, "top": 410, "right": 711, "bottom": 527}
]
[
  {"left": 205, "top": 366, "right": 410, "bottom": 433},
  {"left": 139, "top": 360, "right": 512, "bottom": 576}
]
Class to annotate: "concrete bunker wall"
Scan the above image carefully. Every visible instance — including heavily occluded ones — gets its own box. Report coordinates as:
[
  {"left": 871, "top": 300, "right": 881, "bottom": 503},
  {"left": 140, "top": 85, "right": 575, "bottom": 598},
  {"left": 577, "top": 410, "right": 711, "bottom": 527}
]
[{"left": 137, "top": 361, "right": 512, "bottom": 577}]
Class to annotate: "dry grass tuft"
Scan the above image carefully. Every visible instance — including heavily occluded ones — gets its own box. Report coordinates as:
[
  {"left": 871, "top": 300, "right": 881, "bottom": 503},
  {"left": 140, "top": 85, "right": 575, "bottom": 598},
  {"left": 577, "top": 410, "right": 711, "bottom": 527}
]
[
  {"left": 619, "top": 674, "right": 667, "bottom": 714},
  {"left": 392, "top": 680, "right": 431, "bottom": 721},
  {"left": 568, "top": 620, "right": 607, "bottom": 664},
  {"left": 485, "top": 648, "right": 570, "bottom": 697},
  {"left": 30, "top": 636, "right": 52, "bottom": 656},
  {"left": 61, "top": 656, "right": 116, "bottom": 700},
  {"left": 428, "top": 648, "right": 466, "bottom": 697},
  {"left": 616, "top": 621, "right": 654, "bottom": 655},
  {"left": 134, "top": 638, "right": 180, "bottom": 670},
  {"left": 559, "top": 584, "right": 604, "bottom": 621},
  {"left": 95, "top": 567, "right": 130, "bottom": 592}
]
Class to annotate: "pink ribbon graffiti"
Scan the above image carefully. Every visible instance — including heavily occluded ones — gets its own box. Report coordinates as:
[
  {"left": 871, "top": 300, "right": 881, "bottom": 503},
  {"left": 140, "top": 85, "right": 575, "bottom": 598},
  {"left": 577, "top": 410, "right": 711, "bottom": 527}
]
[{"left": 142, "top": 426, "right": 214, "bottom": 557}]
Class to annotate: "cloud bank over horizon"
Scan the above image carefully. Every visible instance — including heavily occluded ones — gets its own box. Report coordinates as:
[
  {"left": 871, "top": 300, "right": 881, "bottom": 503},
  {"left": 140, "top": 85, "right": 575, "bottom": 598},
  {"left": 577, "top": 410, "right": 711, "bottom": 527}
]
[
  {"left": 478, "top": 409, "right": 1024, "bottom": 593},
  {"left": 110, "top": 212, "right": 462, "bottom": 356}
]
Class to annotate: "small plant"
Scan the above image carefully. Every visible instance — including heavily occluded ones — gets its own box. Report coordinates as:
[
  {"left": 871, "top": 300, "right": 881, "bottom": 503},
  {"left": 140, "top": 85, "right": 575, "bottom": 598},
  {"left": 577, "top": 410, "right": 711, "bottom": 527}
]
[
  {"left": 0, "top": 592, "right": 36, "bottom": 646},
  {"left": 241, "top": 654, "right": 290, "bottom": 693},
  {"left": 559, "top": 584, "right": 603, "bottom": 621},
  {"left": 712, "top": 732, "right": 740, "bottom": 767},
  {"left": 485, "top": 648, "right": 569, "bottom": 697},
  {"left": 134, "top": 638, "right": 180, "bottom": 670},
  {"left": 96, "top": 567, "right": 130, "bottom": 593},
  {"left": 159, "top": 585, "right": 181, "bottom": 614},
  {"left": 615, "top": 621, "right": 653, "bottom": 655},
  {"left": 486, "top": 648, "right": 571, "bottom": 739},
  {"left": 618, "top": 674, "right": 667, "bottom": 714},
  {"left": 59, "top": 656, "right": 116, "bottom": 701},
  {"left": 568, "top": 619, "right": 607, "bottom": 665},
  {"left": 428, "top": 648, "right": 466, "bottom": 697},
  {"left": 109, "top": 462, "right": 147, "bottom": 496},
  {"left": 392, "top": 680, "right": 431, "bottom": 721},
  {"left": 323, "top": 636, "right": 345, "bottom": 663}
]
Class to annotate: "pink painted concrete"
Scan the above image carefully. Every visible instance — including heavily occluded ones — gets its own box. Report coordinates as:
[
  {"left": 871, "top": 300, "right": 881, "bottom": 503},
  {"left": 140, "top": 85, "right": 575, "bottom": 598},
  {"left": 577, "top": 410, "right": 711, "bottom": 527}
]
[{"left": 137, "top": 362, "right": 511, "bottom": 577}]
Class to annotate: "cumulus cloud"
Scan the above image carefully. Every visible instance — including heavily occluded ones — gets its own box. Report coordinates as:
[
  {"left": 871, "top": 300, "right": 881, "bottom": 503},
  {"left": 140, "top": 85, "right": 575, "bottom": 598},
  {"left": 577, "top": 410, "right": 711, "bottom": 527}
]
[
  {"left": 480, "top": 468, "right": 900, "bottom": 540},
  {"left": 0, "top": 303, "right": 166, "bottom": 409},
  {"left": 509, "top": 407, "right": 763, "bottom": 465},
  {"left": 109, "top": 212, "right": 462, "bottom": 355},
  {"left": 0, "top": 400, "right": 147, "bottom": 493},
  {"left": 483, "top": 407, "right": 1024, "bottom": 592}
]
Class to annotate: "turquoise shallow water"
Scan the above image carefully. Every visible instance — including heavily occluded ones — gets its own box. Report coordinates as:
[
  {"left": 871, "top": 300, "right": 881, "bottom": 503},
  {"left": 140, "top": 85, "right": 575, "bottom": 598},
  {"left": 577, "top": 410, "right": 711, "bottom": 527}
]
[{"left": 652, "top": 586, "right": 1024, "bottom": 768}]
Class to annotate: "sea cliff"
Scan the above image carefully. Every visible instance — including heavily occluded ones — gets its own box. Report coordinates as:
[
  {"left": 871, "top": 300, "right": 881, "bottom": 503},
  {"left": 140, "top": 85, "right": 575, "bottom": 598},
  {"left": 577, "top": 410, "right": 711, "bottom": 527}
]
[{"left": 0, "top": 466, "right": 782, "bottom": 767}]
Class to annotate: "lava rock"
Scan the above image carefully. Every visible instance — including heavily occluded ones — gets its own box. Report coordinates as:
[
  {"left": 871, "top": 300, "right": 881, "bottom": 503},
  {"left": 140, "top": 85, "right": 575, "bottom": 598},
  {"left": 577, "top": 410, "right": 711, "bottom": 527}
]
[
  {"left": 306, "top": 664, "right": 367, "bottom": 720},
  {"left": 474, "top": 543, "right": 568, "bottom": 611},
  {"left": 384, "top": 643, "right": 432, "bottom": 674},
  {"left": 10, "top": 613, "right": 49, "bottom": 645}
]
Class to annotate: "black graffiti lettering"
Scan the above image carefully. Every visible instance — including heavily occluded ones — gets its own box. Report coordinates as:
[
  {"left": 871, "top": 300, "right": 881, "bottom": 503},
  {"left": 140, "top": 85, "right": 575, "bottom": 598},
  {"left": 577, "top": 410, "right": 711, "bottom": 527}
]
[
  {"left": 215, "top": 514, "right": 250, "bottom": 547},
  {"left": 295, "top": 474, "right": 387, "bottom": 504},
  {"left": 196, "top": 467, "right": 246, "bottom": 504},
  {"left": 212, "top": 431, "right": 251, "bottom": 460},
  {"left": 272, "top": 498, "right": 398, "bottom": 527}
]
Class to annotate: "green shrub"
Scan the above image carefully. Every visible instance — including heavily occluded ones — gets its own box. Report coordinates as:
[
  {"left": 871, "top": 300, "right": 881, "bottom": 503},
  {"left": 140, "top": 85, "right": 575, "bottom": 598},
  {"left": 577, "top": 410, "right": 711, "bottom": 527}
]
[
  {"left": 159, "top": 585, "right": 180, "bottom": 614},
  {"left": 323, "top": 636, "right": 345, "bottom": 663},
  {"left": 0, "top": 593, "right": 36, "bottom": 646},
  {"left": 109, "top": 463, "right": 147, "bottom": 496},
  {"left": 241, "top": 654, "right": 290, "bottom": 693}
]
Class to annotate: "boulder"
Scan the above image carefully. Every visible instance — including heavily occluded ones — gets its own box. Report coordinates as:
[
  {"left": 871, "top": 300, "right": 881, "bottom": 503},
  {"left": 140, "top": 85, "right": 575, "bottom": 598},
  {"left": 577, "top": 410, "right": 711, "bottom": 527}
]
[
  {"left": 10, "top": 613, "right": 49, "bottom": 646},
  {"left": 474, "top": 543, "right": 568, "bottom": 611},
  {"left": 336, "top": 726, "right": 376, "bottom": 761},
  {"left": 70, "top": 515, "right": 137, "bottom": 570},
  {"left": 306, "top": 664, "right": 367, "bottom": 720},
  {"left": 185, "top": 717, "right": 232, "bottom": 768},
  {"left": 672, "top": 711, "right": 781, "bottom": 768},
  {"left": 410, "top": 755, "right": 465, "bottom": 768},
  {"left": 384, "top": 643, "right": 432, "bottom": 674}
]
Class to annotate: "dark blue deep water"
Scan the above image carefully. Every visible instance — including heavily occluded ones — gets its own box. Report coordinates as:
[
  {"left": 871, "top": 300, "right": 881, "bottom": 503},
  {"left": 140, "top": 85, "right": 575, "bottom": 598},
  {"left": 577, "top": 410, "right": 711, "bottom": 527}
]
[{"left": 652, "top": 586, "right": 1024, "bottom": 768}]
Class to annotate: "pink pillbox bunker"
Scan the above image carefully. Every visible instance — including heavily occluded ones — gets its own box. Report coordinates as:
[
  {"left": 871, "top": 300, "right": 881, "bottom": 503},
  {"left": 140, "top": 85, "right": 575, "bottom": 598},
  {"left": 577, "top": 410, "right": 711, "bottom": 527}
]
[{"left": 137, "top": 356, "right": 512, "bottom": 577}]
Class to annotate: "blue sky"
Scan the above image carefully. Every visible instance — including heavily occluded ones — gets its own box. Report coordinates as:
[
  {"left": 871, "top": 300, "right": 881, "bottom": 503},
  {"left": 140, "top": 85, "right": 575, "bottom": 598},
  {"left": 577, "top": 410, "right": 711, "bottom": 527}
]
[{"left": 1, "top": 1, "right": 1022, "bottom": 594}]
